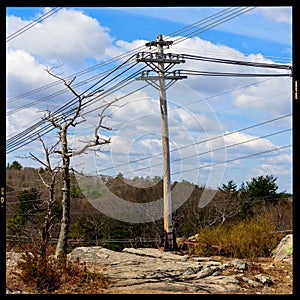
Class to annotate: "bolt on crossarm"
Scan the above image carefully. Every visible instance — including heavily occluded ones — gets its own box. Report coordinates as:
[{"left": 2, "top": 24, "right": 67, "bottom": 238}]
[{"left": 136, "top": 34, "right": 187, "bottom": 251}]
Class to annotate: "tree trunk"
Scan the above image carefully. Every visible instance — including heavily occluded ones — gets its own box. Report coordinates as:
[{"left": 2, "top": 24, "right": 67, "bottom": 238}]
[{"left": 55, "top": 129, "right": 71, "bottom": 259}]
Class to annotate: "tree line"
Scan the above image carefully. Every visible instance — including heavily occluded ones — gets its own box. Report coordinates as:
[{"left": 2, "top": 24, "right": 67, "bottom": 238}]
[
  {"left": 7, "top": 163, "right": 292, "bottom": 252},
  {"left": 5, "top": 69, "right": 292, "bottom": 259}
]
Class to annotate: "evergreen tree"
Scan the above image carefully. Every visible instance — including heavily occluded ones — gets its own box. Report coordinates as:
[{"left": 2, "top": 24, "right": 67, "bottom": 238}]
[
  {"left": 219, "top": 180, "right": 237, "bottom": 193},
  {"left": 7, "top": 188, "right": 41, "bottom": 234},
  {"left": 238, "top": 175, "right": 279, "bottom": 218},
  {"left": 7, "top": 160, "right": 23, "bottom": 170}
]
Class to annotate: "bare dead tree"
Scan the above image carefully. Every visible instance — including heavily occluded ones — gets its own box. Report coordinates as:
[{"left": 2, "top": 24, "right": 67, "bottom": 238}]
[
  {"left": 29, "top": 135, "right": 60, "bottom": 260},
  {"left": 40, "top": 67, "right": 116, "bottom": 259}
]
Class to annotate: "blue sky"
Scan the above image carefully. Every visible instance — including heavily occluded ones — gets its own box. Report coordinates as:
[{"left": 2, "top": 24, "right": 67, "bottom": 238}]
[{"left": 6, "top": 6, "right": 293, "bottom": 195}]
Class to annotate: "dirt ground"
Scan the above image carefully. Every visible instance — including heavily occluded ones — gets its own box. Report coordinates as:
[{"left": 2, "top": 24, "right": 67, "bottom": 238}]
[{"left": 6, "top": 255, "right": 293, "bottom": 294}]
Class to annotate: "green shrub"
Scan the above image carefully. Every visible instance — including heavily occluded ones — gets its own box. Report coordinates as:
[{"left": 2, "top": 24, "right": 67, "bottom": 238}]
[{"left": 193, "top": 217, "right": 284, "bottom": 259}]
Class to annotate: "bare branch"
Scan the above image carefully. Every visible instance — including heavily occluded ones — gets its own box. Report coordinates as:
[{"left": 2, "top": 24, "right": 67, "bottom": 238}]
[
  {"left": 67, "top": 76, "right": 76, "bottom": 86},
  {"left": 29, "top": 152, "right": 48, "bottom": 169},
  {"left": 71, "top": 115, "right": 87, "bottom": 127},
  {"left": 37, "top": 168, "right": 51, "bottom": 189},
  {"left": 43, "top": 110, "right": 62, "bottom": 130},
  {"left": 49, "top": 139, "right": 61, "bottom": 154},
  {"left": 71, "top": 137, "right": 111, "bottom": 156},
  {"left": 54, "top": 150, "right": 63, "bottom": 155},
  {"left": 45, "top": 64, "right": 64, "bottom": 75}
]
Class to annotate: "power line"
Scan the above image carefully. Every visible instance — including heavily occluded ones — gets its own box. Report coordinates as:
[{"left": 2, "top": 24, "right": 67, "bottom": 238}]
[
  {"left": 182, "top": 54, "right": 292, "bottom": 70},
  {"left": 9, "top": 54, "right": 288, "bottom": 116},
  {"left": 6, "top": 7, "right": 63, "bottom": 42},
  {"left": 6, "top": 56, "right": 140, "bottom": 153},
  {"left": 172, "top": 7, "right": 256, "bottom": 45},
  {"left": 7, "top": 6, "right": 290, "bottom": 155},
  {"left": 6, "top": 61, "right": 146, "bottom": 154},
  {"left": 6, "top": 68, "right": 116, "bottom": 115},
  {"left": 6, "top": 6, "right": 256, "bottom": 108},
  {"left": 6, "top": 7, "right": 248, "bottom": 103},
  {"left": 171, "top": 47, "right": 292, "bottom": 64},
  {"left": 6, "top": 114, "right": 291, "bottom": 199},
  {"left": 118, "top": 129, "right": 292, "bottom": 177},
  {"left": 172, "top": 69, "right": 291, "bottom": 77},
  {"left": 6, "top": 7, "right": 255, "bottom": 107},
  {"left": 6, "top": 76, "right": 277, "bottom": 153},
  {"left": 6, "top": 7, "right": 254, "bottom": 110},
  {"left": 172, "top": 144, "right": 291, "bottom": 176},
  {"left": 94, "top": 113, "right": 291, "bottom": 174},
  {"left": 73, "top": 144, "right": 291, "bottom": 192},
  {"left": 166, "top": 7, "right": 238, "bottom": 38},
  {"left": 6, "top": 133, "right": 291, "bottom": 205}
]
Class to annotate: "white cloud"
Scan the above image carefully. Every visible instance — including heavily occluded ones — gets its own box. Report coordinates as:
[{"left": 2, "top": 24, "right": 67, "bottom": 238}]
[
  {"left": 257, "top": 163, "right": 291, "bottom": 176},
  {"left": 6, "top": 49, "right": 56, "bottom": 98},
  {"left": 263, "top": 152, "right": 292, "bottom": 164},
  {"left": 224, "top": 130, "right": 275, "bottom": 152},
  {"left": 5, "top": 8, "right": 292, "bottom": 193},
  {"left": 6, "top": 107, "right": 45, "bottom": 138},
  {"left": 6, "top": 8, "right": 114, "bottom": 66},
  {"left": 233, "top": 77, "right": 292, "bottom": 116},
  {"left": 163, "top": 36, "right": 292, "bottom": 103},
  {"left": 258, "top": 7, "right": 292, "bottom": 24}
]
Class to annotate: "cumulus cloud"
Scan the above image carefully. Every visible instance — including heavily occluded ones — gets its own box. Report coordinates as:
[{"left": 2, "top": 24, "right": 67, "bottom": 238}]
[
  {"left": 224, "top": 130, "right": 276, "bottom": 152},
  {"left": 6, "top": 107, "right": 46, "bottom": 138},
  {"left": 258, "top": 7, "right": 292, "bottom": 24},
  {"left": 6, "top": 49, "right": 57, "bottom": 98},
  {"left": 6, "top": 8, "right": 292, "bottom": 192},
  {"left": 6, "top": 8, "right": 114, "bottom": 66},
  {"left": 257, "top": 163, "right": 292, "bottom": 177},
  {"left": 151, "top": 36, "right": 293, "bottom": 112},
  {"left": 232, "top": 77, "right": 292, "bottom": 116}
]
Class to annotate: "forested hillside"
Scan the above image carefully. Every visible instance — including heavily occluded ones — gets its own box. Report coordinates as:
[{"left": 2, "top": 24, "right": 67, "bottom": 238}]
[{"left": 6, "top": 163, "right": 292, "bottom": 256}]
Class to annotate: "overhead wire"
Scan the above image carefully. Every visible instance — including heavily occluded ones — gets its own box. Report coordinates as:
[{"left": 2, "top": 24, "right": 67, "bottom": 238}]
[
  {"left": 171, "top": 144, "right": 291, "bottom": 176},
  {"left": 6, "top": 55, "right": 141, "bottom": 147},
  {"left": 6, "top": 68, "right": 116, "bottom": 115},
  {"left": 118, "top": 128, "right": 292, "bottom": 177},
  {"left": 7, "top": 61, "right": 291, "bottom": 153},
  {"left": 6, "top": 56, "right": 143, "bottom": 153},
  {"left": 170, "top": 47, "right": 292, "bottom": 64},
  {"left": 181, "top": 53, "right": 292, "bottom": 70},
  {"left": 171, "top": 7, "right": 256, "bottom": 45},
  {"left": 6, "top": 125, "right": 290, "bottom": 202},
  {"left": 177, "top": 70, "right": 291, "bottom": 77},
  {"left": 93, "top": 113, "right": 291, "bottom": 174},
  {"left": 8, "top": 76, "right": 283, "bottom": 158},
  {"left": 6, "top": 6, "right": 255, "bottom": 108},
  {"left": 6, "top": 6, "right": 254, "bottom": 114},
  {"left": 7, "top": 55, "right": 137, "bottom": 149},
  {"left": 7, "top": 6, "right": 291, "bottom": 156},
  {"left": 164, "top": 7, "right": 242, "bottom": 43},
  {"left": 6, "top": 77, "right": 276, "bottom": 154},
  {"left": 6, "top": 7, "right": 249, "bottom": 106},
  {"left": 7, "top": 113, "right": 291, "bottom": 200},
  {"left": 6, "top": 7, "right": 63, "bottom": 42},
  {"left": 73, "top": 144, "right": 292, "bottom": 192}
]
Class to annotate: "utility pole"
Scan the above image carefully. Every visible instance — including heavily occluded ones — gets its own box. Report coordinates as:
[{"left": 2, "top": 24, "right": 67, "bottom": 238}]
[{"left": 136, "top": 34, "right": 186, "bottom": 250}]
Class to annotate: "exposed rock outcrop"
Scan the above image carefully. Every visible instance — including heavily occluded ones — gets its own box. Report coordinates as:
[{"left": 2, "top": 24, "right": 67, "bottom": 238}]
[
  {"left": 272, "top": 234, "right": 293, "bottom": 264},
  {"left": 6, "top": 234, "right": 293, "bottom": 294}
]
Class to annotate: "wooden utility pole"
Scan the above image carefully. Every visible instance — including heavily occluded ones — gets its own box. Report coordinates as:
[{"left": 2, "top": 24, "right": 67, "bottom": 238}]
[{"left": 136, "top": 34, "right": 186, "bottom": 250}]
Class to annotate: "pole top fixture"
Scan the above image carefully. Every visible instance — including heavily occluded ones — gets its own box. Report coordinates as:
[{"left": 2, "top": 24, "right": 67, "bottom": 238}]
[{"left": 145, "top": 34, "right": 173, "bottom": 48}]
